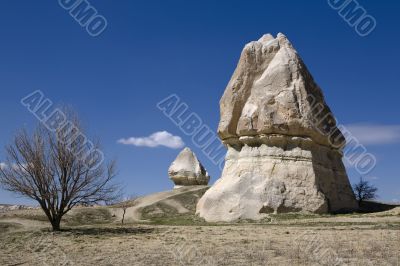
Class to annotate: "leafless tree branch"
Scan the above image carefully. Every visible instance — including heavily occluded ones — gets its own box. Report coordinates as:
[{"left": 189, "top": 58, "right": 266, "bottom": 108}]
[{"left": 0, "top": 109, "right": 119, "bottom": 231}]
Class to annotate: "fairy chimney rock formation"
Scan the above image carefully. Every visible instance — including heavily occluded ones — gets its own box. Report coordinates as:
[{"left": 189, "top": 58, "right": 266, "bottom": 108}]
[
  {"left": 196, "top": 33, "right": 357, "bottom": 222},
  {"left": 168, "top": 147, "right": 210, "bottom": 188}
]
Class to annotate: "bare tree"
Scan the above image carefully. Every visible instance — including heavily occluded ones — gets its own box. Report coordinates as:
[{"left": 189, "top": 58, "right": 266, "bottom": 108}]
[
  {"left": 353, "top": 177, "right": 378, "bottom": 206},
  {"left": 0, "top": 111, "right": 118, "bottom": 231},
  {"left": 112, "top": 193, "right": 137, "bottom": 225}
]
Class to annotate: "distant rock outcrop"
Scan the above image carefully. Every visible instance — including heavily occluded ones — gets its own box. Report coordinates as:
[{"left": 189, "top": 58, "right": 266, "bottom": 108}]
[
  {"left": 0, "top": 204, "right": 37, "bottom": 213},
  {"left": 196, "top": 33, "right": 358, "bottom": 222},
  {"left": 168, "top": 147, "right": 210, "bottom": 188}
]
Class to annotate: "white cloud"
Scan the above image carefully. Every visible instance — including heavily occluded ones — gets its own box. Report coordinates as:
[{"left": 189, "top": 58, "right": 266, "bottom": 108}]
[
  {"left": 344, "top": 124, "right": 400, "bottom": 145},
  {"left": 0, "top": 162, "right": 6, "bottom": 170},
  {"left": 118, "top": 131, "right": 184, "bottom": 149}
]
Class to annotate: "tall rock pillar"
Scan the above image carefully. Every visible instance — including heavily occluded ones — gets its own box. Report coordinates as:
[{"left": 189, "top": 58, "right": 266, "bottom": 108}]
[{"left": 196, "top": 33, "right": 357, "bottom": 222}]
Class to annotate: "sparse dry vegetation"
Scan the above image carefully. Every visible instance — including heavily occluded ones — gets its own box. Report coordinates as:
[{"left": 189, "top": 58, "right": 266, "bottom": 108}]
[
  {"left": 1, "top": 188, "right": 399, "bottom": 265},
  {"left": 0, "top": 204, "right": 399, "bottom": 265}
]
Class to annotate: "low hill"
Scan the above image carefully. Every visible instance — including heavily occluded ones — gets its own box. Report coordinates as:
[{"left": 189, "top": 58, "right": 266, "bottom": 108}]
[{"left": 108, "top": 186, "right": 209, "bottom": 224}]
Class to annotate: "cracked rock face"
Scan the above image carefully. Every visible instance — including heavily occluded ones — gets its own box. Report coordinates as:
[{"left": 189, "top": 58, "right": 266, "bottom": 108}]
[
  {"left": 196, "top": 33, "right": 357, "bottom": 222},
  {"left": 168, "top": 147, "right": 210, "bottom": 188}
]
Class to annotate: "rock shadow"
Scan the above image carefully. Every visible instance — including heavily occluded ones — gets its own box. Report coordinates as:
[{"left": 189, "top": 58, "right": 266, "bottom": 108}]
[{"left": 357, "top": 201, "right": 399, "bottom": 214}]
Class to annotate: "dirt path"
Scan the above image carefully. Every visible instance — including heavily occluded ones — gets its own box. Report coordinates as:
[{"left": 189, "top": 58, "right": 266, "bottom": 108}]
[
  {"left": 122, "top": 186, "right": 207, "bottom": 221},
  {"left": 163, "top": 199, "right": 189, "bottom": 213}
]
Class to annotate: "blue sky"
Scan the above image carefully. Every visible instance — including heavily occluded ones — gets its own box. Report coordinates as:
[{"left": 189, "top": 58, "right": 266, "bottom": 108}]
[{"left": 0, "top": 0, "right": 399, "bottom": 204}]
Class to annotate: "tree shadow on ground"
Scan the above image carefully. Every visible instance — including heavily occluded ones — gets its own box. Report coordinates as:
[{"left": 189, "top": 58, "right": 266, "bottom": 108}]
[{"left": 50, "top": 226, "right": 155, "bottom": 236}]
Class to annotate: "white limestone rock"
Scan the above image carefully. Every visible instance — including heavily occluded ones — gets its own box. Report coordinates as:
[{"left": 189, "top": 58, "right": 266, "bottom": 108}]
[
  {"left": 196, "top": 33, "right": 358, "bottom": 222},
  {"left": 168, "top": 147, "right": 210, "bottom": 188}
]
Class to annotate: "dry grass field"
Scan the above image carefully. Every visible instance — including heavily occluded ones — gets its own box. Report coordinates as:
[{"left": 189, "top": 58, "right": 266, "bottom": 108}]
[{"left": 1, "top": 204, "right": 400, "bottom": 266}]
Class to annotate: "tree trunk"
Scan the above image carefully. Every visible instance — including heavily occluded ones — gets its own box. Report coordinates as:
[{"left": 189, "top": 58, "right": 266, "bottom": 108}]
[
  {"left": 122, "top": 209, "right": 126, "bottom": 225},
  {"left": 51, "top": 217, "right": 62, "bottom": 231}
]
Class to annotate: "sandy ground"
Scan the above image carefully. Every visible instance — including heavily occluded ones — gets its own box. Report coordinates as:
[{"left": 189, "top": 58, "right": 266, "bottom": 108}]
[
  {"left": 1, "top": 200, "right": 399, "bottom": 266},
  {"left": 1, "top": 210, "right": 400, "bottom": 266}
]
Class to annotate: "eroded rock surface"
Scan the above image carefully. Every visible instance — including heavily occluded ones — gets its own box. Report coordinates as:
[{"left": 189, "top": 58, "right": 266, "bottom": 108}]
[
  {"left": 196, "top": 33, "right": 357, "bottom": 222},
  {"left": 168, "top": 147, "right": 210, "bottom": 188}
]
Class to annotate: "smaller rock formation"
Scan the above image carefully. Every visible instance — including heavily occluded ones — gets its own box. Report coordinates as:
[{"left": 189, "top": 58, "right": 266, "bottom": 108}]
[{"left": 168, "top": 147, "right": 210, "bottom": 188}]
